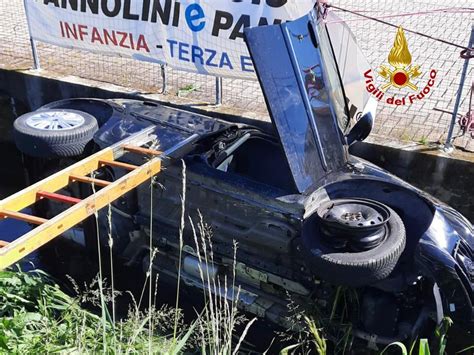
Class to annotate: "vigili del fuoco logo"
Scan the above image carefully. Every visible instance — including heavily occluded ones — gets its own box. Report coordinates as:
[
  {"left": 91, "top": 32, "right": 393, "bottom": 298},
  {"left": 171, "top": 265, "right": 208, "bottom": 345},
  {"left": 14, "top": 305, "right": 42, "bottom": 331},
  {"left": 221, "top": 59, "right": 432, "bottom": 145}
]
[{"left": 364, "top": 26, "right": 437, "bottom": 106}]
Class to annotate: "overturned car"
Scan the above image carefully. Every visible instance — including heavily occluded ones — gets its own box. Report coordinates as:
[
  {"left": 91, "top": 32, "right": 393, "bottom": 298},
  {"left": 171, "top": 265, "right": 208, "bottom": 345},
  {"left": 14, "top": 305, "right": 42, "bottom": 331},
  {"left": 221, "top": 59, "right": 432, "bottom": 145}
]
[{"left": 12, "top": 5, "right": 474, "bottom": 350}]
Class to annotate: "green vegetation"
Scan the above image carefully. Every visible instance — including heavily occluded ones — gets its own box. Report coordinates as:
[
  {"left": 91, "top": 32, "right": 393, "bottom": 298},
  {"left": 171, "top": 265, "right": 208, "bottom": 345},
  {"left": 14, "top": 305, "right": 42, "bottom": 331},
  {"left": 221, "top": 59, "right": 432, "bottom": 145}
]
[
  {"left": 1, "top": 264, "right": 473, "bottom": 354},
  {"left": 418, "top": 135, "right": 428, "bottom": 145},
  {"left": 177, "top": 84, "right": 200, "bottom": 97},
  {"left": 0, "top": 264, "right": 253, "bottom": 354},
  {"left": 0, "top": 268, "right": 192, "bottom": 354},
  {"left": 279, "top": 285, "right": 473, "bottom": 355}
]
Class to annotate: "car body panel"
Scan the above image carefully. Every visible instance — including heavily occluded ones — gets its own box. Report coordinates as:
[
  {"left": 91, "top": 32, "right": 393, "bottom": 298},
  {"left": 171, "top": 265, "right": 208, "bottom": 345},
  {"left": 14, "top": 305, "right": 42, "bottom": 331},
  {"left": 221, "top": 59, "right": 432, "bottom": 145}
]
[
  {"left": 135, "top": 162, "right": 303, "bottom": 277},
  {"left": 95, "top": 100, "right": 232, "bottom": 152},
  {"left": 245, "top": 11, "right": 348, "bottom": 193}
]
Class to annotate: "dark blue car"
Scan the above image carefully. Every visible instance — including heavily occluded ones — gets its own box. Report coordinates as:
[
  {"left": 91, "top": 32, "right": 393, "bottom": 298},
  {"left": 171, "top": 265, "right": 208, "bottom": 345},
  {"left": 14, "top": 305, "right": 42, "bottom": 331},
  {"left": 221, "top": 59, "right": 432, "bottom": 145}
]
[{"left": 12, "top": 5, "right": 473, "bottom": 350}]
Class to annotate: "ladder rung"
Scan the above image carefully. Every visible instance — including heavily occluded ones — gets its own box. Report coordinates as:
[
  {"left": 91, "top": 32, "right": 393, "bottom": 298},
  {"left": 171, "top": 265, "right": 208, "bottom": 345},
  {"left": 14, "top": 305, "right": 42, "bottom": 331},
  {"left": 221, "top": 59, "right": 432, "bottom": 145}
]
[
  {"left": 0, "top": 210, "right": 48, "bottom": 225},
  {"left": 69, "top": 175, "right": 112, "bottom": 187},
  {"left": 0, "top": 157, "right": 161, "bottom": 270},
  {"left": 99, "top": 160, "right": 138, "bottom": 171},
  {"left": 0, "top": 128, "right": 157, "bottom": 220},
  {"left": 37, "top": 191, "right": 81, "bottom": 205},
  {"left": 0, "top": 241, "right": 8, "bottom": 248},
  {"left": 122, "top": 145, "right": 162, "bottom": 156}
]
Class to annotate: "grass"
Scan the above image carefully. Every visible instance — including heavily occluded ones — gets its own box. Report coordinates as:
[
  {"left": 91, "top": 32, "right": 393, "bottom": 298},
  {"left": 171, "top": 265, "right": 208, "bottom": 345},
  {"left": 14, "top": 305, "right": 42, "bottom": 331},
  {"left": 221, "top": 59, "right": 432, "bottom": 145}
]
[
  {"left": 282, "top": 286, "right": 354, "bottom": 353},
  {"left": 177, "top": 84, "right": 200, "bottom": 98},
  {"left": 279, "top": 284, "right": 474, "bottom": 355},
  {"left": 0, "top": 268, "right": 188, "bottom": 354},
  {"left": 418, "top": 135, "right": 428, "bottom": 145},
  {"left": 2, "top": 267, "right": 472, "bottom": 354},
  {"left": 304, "top": 316, "right": 327, "bottom": 355}
]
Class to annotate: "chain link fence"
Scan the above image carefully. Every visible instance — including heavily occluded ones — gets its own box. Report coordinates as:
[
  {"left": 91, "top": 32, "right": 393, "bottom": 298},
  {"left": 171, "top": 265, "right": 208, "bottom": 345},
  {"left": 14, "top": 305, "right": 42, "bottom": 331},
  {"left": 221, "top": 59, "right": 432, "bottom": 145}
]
[
  {"left": 0, "top": 1, "right": 32, "bottom": 69},
  {"left": 0, "top": 0, "right": 472, "bottom": 150},
  {"left": 330, "top": 0, "right": 474, "bottom": 151}
]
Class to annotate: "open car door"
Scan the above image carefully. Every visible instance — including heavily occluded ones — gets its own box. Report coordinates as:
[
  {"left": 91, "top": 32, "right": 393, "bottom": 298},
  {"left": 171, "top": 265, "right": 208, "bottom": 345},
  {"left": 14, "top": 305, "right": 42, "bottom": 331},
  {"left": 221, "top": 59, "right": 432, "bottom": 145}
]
[{"left": 245, "top": 8, "right": 350, "bottom": 193}]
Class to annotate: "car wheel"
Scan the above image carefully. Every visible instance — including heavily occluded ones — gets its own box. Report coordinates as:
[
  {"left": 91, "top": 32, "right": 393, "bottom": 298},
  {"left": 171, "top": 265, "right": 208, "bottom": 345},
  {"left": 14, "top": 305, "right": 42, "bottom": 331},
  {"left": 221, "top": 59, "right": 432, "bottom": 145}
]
[
  {"left": 303, "top": 199, "right": 406, "bottom": 287},
  {"left": 13, "top": 109, "right": 98, "bottom": 158}
]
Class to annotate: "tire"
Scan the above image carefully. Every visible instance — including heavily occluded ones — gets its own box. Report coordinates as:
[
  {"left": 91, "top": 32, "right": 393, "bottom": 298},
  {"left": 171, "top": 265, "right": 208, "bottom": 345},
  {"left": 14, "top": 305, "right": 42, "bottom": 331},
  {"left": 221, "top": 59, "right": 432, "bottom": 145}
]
[
  {"left": 39, "top": 98, "right": 117, "bottom": 126},
  {"left": 303, "top": 204, "right": 406, "bottom": 287},
  {"left": 13, "top": 109, "right": 98, "bottom": 158}
]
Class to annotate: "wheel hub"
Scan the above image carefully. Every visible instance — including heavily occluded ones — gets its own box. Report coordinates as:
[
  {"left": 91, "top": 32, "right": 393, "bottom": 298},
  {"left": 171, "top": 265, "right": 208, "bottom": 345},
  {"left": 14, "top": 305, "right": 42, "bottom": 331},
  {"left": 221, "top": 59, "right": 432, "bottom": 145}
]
[
  {"left": 316, "top": 199, "right": 391, "bottom": 251},
  {"left": 25, "top": 111, "right": 85, "bottom": 131}
]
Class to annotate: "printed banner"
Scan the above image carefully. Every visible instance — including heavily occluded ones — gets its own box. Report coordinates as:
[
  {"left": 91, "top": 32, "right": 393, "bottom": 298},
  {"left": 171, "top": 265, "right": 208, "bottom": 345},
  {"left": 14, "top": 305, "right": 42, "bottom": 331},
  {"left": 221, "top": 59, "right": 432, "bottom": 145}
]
[{"left": 25, "top": 0, "right": 316, "bottom": 79}]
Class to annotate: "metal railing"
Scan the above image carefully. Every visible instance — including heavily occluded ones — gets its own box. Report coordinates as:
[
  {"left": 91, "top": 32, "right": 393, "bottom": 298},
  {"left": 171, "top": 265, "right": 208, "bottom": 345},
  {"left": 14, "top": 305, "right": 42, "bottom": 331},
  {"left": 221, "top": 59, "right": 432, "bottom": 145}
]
[{"left": 444, "top": 26, "right": 474, "bottom": 151}]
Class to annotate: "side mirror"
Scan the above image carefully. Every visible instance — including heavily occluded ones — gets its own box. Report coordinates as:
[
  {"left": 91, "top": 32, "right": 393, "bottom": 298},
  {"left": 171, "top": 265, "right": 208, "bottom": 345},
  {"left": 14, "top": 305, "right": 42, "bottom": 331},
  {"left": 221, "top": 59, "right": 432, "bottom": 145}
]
[{"left": 346, "top": 97, "right": 376, "bottom": 145}]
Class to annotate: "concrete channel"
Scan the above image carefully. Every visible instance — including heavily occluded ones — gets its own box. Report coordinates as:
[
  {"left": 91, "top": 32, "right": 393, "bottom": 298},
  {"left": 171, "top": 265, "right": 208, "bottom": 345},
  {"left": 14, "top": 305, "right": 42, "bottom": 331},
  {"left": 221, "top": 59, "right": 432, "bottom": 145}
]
[
  {"left": 1, "top": 67, "right": 473, "bottom": 221},
  {"left": 0, "top": 67, "right": 473, "bottom": 353}
]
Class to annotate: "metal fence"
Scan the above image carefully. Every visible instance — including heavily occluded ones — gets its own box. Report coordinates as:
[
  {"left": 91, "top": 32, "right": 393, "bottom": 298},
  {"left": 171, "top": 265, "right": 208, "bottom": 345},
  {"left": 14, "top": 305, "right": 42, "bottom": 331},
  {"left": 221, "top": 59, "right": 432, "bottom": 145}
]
[
  {"left": 0, "top": 0, "right": 473, "bottom": 151},
  {"left": 329, "top": 0, "right": 474, "bottom": 151}
]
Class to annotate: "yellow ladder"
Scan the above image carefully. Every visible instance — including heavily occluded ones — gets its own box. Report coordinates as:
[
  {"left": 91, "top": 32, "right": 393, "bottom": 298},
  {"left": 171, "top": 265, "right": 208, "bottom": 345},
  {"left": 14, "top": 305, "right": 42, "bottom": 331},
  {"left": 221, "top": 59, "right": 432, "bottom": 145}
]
[{"left": 0, "top": 127, "right": 169, "bottom": 270}]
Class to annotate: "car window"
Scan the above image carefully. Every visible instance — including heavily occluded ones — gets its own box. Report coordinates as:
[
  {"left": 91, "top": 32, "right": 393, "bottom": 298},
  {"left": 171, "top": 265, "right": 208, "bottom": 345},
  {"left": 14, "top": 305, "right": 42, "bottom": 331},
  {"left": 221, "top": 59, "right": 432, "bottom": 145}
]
[
  {"left": 325, "top": 11, "right": 373, "bottom": 129},
  {"left": 313, "top": 18, "right": 351, "bottom": 132},
  {"left": 245, "top": 10, "right": 348, "bottom": 193}
]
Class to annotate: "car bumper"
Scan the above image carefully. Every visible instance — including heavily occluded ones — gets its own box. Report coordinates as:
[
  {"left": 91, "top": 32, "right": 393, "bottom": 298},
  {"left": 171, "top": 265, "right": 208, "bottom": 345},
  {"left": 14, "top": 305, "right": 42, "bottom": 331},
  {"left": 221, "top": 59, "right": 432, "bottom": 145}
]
[{"left": 417, "top": 207, "right": 474, "bottom": 332}]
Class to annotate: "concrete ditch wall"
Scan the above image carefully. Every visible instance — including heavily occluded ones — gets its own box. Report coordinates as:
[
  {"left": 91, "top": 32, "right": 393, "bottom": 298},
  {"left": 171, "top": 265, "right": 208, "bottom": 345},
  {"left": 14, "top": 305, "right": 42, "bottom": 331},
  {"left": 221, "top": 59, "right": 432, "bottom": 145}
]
[
  {"left": 351, "top": 141, "right": 474, "bottom": 221},
  {"left": 1, "top": 68, "right": 472, "bottom": 221}
]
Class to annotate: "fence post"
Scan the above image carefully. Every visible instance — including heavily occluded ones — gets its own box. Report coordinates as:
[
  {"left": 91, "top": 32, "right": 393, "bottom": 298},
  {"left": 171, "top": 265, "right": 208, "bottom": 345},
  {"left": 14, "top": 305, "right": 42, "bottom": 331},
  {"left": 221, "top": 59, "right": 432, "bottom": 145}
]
[
  {"left": 215, "top": 77, "right": 223, "bottom": 106},
  {"left": 161, "top": 64, "right": 167, "bottom": 94},
  {"left": 23, "top": 0, "right": 40, "bottom": 69},
  {"left": 29, "top": 38, "right": 41, "bottom": 70},
  {"left": 444, "top": 25, "right": 474, "bottom": 151}
]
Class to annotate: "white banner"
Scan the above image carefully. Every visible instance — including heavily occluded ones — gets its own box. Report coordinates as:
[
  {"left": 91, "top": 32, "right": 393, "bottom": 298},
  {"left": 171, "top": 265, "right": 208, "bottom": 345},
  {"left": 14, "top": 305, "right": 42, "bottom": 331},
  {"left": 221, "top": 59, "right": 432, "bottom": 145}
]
[{"left": 25, "top": 0, "right": 316, "bottom": 79}]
